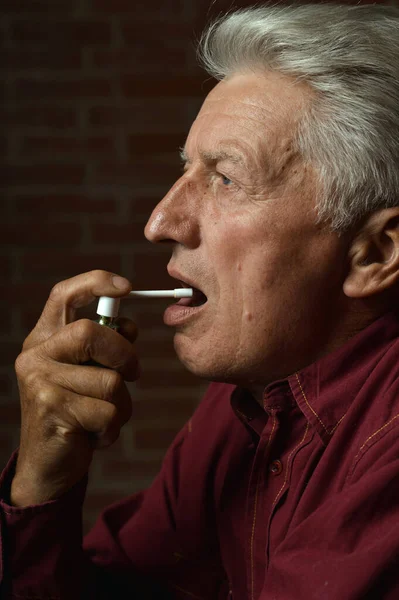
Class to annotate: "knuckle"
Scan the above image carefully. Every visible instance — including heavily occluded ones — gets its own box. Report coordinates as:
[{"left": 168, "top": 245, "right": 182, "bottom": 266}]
[
  {"left": 34, "top": 384, "right": 60, "bottom": 417},
  {"left": 72, "top": 318, "right": 97, "bottom": 341},
  {"left": 103, "top": 370, "right": 124, "bottom": 400},
  {"left": 15, "top": 348, "right": 41, "bottom": 383},
  {"left": 90, "top": 269, "right": 111, "bottom": 285},
  {"left": 15, "top": 351, "right": 28, "bottom": 376},
  {"left": 21, "top": 329, "right": 38, "bottom": 352},
  {"left": 91, "top": 268, "right": 108, "bottom": 278},
  {"left": 16, "top": 348, "right": 58, "bottom": 400},
  {"left": 48, "top": 280, "right": 65, "bottom": 302}
]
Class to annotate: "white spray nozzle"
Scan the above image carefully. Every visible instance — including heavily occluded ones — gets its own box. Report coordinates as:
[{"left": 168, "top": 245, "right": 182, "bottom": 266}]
[
  {"left": 96, "top": 289, "right": 193, "bottom": 319},
  {"left": 96, "top": 296, "right": 120, "bottom": 318},
  {"left": 129, "top": 288, "right": 193, "bottom": 299}
]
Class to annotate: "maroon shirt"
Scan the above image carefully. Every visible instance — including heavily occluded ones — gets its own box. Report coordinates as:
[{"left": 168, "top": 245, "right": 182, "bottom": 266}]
[{"left": 1, "top": 312, "right": 399, "bottom": 599}]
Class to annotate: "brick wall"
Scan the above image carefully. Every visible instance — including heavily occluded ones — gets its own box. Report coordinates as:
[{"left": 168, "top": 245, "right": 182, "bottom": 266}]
[{"left": 0, "top": 0, "right": 393, "bottom": 532}]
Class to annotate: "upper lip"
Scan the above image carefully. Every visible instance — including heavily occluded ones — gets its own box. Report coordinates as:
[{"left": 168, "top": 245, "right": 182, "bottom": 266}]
[{"left": 167, "top": 266, "right": 203, "bottom": 293}]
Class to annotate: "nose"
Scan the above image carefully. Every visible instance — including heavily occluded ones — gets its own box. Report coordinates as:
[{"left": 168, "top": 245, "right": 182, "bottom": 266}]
[{"left": 144, "top": 174, "right": 200, "bottom": 248}]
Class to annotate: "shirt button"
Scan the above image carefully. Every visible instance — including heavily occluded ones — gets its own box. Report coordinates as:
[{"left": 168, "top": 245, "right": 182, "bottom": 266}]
[{"left": 269, "top": 459, "right": 283, "bottom": 475}]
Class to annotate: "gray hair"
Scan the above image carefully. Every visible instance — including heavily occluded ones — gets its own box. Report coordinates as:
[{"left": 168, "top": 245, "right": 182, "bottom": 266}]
[{"left": 197, "top": 3, "right": 399, "bottom": 231}]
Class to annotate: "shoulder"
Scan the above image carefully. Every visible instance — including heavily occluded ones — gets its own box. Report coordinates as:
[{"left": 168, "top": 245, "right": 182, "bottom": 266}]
[{"left": 347, "top": 367, "right": 399, "bottom": 483}]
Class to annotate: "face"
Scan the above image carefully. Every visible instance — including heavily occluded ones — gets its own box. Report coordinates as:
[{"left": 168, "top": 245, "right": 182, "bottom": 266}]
[{"left": 144, "top": 71, "right": 350, "bottom": 386}]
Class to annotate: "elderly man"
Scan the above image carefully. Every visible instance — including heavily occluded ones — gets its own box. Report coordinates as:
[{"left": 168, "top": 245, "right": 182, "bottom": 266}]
[{"left": 1, "top": 2, "right": 399, "bottom": 599}]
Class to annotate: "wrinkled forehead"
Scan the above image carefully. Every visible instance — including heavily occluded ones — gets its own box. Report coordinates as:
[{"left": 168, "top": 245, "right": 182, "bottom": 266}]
[
  {"left": 204, "top": 70, "right": 309, "bottom": 115},
  {"left": 186, "top": 71, "right": 311, "bottom": 169}
]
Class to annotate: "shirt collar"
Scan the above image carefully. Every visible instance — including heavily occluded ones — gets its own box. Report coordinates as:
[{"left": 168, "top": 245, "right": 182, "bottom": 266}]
[
  {"left": 289, "top": 310, "right": 399, "bottom": 445},
  {"left": 231, "top": 380, "right": 294, "bottom": 437},
  {"left": 231, "top": 311, "right": 399, "bottom": 444}
]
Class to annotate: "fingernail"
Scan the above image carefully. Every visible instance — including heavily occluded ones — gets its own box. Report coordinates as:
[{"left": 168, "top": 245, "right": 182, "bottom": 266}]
[{"left": 112, "top": 275, "right": 130, "bottom": 290}]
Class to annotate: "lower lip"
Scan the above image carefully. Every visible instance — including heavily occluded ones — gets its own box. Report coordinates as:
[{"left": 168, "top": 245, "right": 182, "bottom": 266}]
[{"left": 163, "top": 302, "right": 207, "bottom": 326}]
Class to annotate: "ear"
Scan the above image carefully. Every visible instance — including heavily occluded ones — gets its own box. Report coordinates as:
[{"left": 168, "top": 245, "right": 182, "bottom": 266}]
[{"left": 343, "top": 208, "right": 399, "bottom": 298}]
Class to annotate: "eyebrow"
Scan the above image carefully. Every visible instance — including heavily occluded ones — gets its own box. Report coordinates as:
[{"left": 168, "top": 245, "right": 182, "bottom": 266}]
[{"left": 179, "top": 146, "right": 246, "bottom": 167}]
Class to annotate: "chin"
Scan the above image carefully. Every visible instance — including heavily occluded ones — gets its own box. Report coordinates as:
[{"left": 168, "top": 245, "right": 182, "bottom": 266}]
[
  {"left": 174, "top": 335, "right": 221, "bottom": 380},
  {"left": 173, "top": 335, "right": 247, "bottom": 385}
]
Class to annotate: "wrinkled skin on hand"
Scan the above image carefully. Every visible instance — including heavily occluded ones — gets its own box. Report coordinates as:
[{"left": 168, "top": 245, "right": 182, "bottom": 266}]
[{"left": 12, "top": 270, "right": 139, "bottom": 506}]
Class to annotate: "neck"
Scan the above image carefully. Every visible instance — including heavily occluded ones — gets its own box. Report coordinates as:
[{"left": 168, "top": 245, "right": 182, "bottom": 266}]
[{"left": 245, "top": 301, "right": 386, "bottom": 407}]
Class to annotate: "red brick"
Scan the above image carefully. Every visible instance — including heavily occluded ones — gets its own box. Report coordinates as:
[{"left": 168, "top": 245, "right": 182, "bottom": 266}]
[
  {"left": 0, "top": 256, "right": 12, "bottom": 280},
  {"left": 135, "top": 427, "right": 181, "bottom": 450},
  {"left": 15, "top": 195, "right": 116, "bottom": 216},
  {"left": 128, "top": 134, "right": 186, "bottom": 156},
  {"left": 0, "top": 315, "right": 12, "bottom": 336},
  {"left": 0, "top": 282, "right": 50, "bottom": 304},
  {"left": 131, "top": 398, "right": 198, "bottom": 420},
  {"left": 88, "top": 101, "right": 196, "bottom": 131},
  {"left": 124, "top": 197, "right": 160, "bottom": 218},
  {"left": 134, "top": 338, "right": 176, "bottom": 361},
  {"left": 92, "top": 159, "right": 180, "bottom": 186},
  {"left": 10, "top": 20, "right": 111, "bottom": 46},
  {"left": 0, "top": 343, "right": 23, "bottom": 367},
  {"left": 136, "top": 368, "right": 201, "bottom": 390},
  {"left": 121, "top": 75, "right": 215, "bottom": 98},
  {"left": 2, "top": 0, "right": 75, "bottom": 11},
  {"left": 0, "top": 222, "right": 81, "bottom": 246},
  {"left": 91, "top": 48, "right": 185, "bottom": 72},
  {"left": 102, "top": 459, "right": 162, "bottom": 479},
  {"left": 0, "top": 375, "right": 12, "bottom": 396},
  {"left": 20, "top": 306, "right": 49, "bottom": 332},
  {"left": 0, "top": 403, "right": 21, "bottom": 425},
  {"left": 132, "top": 252, "right": 170, "bottom": 284},
  {"left": 0, "top": 50, "right": 82, "bottom": 71},
  {"left": 0, "top": 106, "right": 76, "bottom": 128},
  {"left": 0, "top": 137, "right": 8, "bottom": 157},
  {"left": 21, "top": 251, "right": 122, "bottom": 279},
  {"left": 21, "top": 136, "right": 115, "bottom": 156},
  {"left": 16, "top": 79, "right": 111, "bottom": 100},
  {"left": 0, "top": 430, "right": 15, "bottom": 457},
  {"left": 92, "top": 0, "right": 183, "bottom": 14},
  {"left": 121, "top": 22, "right": 189, "bottom": 46},
  {"left": 91, "top": 221, "right": 150, "bottom": 245},
  {"left": 0, "top": 164, "right": 85, "bottom": 186}
]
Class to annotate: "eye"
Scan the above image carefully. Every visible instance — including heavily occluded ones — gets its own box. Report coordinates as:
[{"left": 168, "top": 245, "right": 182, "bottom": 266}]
[{"left": 221, "top": 174, "right": 233, "bottom": 186}]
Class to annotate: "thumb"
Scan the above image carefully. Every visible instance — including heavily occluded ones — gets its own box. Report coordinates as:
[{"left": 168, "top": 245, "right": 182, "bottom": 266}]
[{"left": 23, "top": 270, "right": 131, "bottom": 350}]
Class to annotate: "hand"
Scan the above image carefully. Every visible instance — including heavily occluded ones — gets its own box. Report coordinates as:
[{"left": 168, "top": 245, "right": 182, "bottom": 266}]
[{"left": 11, "top": 271, "right": 139, "bottom": 506}]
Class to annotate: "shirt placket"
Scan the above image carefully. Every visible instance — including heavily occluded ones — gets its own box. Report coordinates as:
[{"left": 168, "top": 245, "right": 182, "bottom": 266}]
[
  {"left": 245, "top": 408, "right": 280, "bottom": 600},
  {"left": 263, "top": 420, "right": 311, "bottom": 572}
]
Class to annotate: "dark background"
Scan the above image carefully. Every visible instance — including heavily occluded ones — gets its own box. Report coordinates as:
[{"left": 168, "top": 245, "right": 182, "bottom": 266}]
[{"left": 0, "top": 0, "right": 391, "bottom": 532}]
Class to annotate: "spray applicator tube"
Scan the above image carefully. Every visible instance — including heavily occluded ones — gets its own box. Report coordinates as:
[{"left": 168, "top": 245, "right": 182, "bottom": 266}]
[
  {"left": 95, "top": 288, "right": 193, "bottom": 326},
  {"left": 83, "top": 288, "right": 193, "bottom": 368}
]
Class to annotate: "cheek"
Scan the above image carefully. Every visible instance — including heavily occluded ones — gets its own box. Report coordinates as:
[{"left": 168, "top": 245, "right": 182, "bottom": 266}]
[{"left": 206, "top": 221, "right": 275, "bottom": 318}]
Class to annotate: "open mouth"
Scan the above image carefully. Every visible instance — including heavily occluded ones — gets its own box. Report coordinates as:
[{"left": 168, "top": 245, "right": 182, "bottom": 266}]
[
  {"left": 190, "top": 287, "right": 207, "bottom": 307},
  {"left": 178, "top": 282, "right": 207, "bottom": 307}
]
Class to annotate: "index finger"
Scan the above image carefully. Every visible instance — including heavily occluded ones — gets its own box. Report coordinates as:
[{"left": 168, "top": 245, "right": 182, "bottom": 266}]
[{"left": 24, "top": 270, "right": 132, "bottom": 350}]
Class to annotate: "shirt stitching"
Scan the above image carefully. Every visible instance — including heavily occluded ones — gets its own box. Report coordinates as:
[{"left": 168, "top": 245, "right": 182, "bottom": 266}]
[
  {"left": 250, "top": 412, "right": 277, "bottom": 600},
  {"left": 295, "top": 373, "right": 346, "bottom": 437},
  {"left": 295, "top": 373, "right": 329, "bottom": 433},
  {"left": 329, "top": 411, "right": 347, "bottom": 434},
  {"left": 271, "top": 423, "right": 310, "bottom": 509},
  {"left": 349, "top": 413, "right": 399, "bottom": 478}
]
